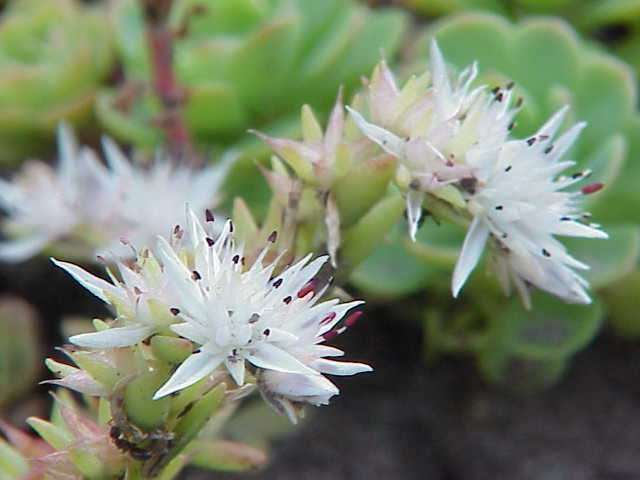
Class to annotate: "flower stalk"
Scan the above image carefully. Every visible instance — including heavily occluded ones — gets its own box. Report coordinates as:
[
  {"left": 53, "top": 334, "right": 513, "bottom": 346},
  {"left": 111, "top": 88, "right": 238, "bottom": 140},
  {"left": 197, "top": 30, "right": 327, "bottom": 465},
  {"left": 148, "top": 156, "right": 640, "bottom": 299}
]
[{"left": 139, "top": 0, "right": 199, "bottom": 165}]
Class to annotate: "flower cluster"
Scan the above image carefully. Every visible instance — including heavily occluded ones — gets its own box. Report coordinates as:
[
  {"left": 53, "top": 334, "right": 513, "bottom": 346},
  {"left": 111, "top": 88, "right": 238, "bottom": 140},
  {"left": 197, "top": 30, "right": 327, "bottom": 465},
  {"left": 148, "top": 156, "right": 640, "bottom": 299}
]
[
  {"left": 348, "top": 40, "right": 607, "bottom": 306},
  {"left": 54, "top": 207, "right": 371, "bottom": 422},
  {"left": 0, "top": 125, "right": 229, "bottom": 263}
]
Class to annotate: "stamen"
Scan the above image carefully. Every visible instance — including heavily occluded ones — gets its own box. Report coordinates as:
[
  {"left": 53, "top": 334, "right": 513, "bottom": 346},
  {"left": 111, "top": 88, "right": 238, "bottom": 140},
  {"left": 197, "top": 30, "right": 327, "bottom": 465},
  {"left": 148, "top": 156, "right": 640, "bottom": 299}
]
[
  {"left": 191, "top": 270, "right": 201, "bottom": 280},
  {"left": 297, "top": 282, "right": 315, "bottom": 298},
  {"left": 268, "top": 231, "right": 278, "bottom": 243},
  {"left": 170, "top": 308, "right": 180, "bottom": 316},
  {"left": 344, "top": 311, "right": 362, "bottom": 328},
  {"left": 581, "top": 183, "right": 603, "bottom": 195},
  {"left": 205, "top": 209, "right": 215, "bottom": 222},
  {"left": 272, "top": 278, "right": 283, "bottom": 288},
  {"left": 320, "top": 312, "right": 337, "bottom": 325}
]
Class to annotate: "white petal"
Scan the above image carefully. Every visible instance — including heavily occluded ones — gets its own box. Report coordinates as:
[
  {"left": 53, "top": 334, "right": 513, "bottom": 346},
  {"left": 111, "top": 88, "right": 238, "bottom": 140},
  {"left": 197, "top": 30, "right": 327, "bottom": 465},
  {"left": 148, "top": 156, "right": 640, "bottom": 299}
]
[
  {"left": 246, "top": 342, "right": 317, "bottom": 375},
  {"left": 101, "top": 135, "right": 132, "bottom": 177},
  {"left": 548, "top": 122, "right": 587, "bottom": 162},
  {"left": 452, "top": 216, "right": 490, "bottom": 297},
  {"left": 312, "top": 358, "right": 372, "bottom": 376},
  {"left": 171, "top": 322, "right": 210, "bottom": 345},
  {"left": 154, "top": 236, "right": 205, "bottom": 318},
  {"left": 430, "top": 39, "right": 451, "bottom": 102},
  {"left": 345, "top": 106, "right": 406, "bottom": 158},
  {"left": 224, "top": 357, "right": 246, "bottom": 386},
  {"left": 70, "top": 324, "right": 154, "bottom": 349},
  {"left": 535, "top": 106, "right": 569, "bottom": 139},
  {"left": 153, "top": 352, "right": 223, "bottom": 399},
  {"left": 406, "top": 189, "right": 424, "bottom": 242},
  {"left": 51, "top": 258, "right": 118, "bottom": 302},
  {"left": 262, "top": 370, "right": 338, "bottom": 399},
  {"left": 57, "top": 122, "right": 78, "bottom": 183}
]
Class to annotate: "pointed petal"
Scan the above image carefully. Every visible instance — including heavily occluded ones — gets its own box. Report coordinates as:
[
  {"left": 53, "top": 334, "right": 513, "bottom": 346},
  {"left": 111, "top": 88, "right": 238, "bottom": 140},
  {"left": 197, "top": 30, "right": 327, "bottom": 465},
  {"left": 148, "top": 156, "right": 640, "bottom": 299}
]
[
  {"left": 70, "top": 324, "right": 154, "bottom": 349},
  {"left": 57, "top": 123, "right": 77, "bottom": 183},
  {"left": 153, "top": 352, "right": 223, "bottom": 399},
  {"left": 430, "top": 39, "right": 453, "bottom": 114},
  {"left": 324, "top": 90, "right": 344, "bottom": 154},
  {"left": 224, "top": 357, "right": 246, "bottom": 386},
  {"left": 406, "top": 189, "right": 424, "bottom": 242},
  {"left": 245, "top": 343, "right": 316, "bottom": 375},
  {"left": 262, "top": 370, "right": 338, "bottom": 399},
  {"left": 171, "top": 322, "right": 209, "bottom": 345},
  {"left": 548, "top": 122, "right": 586, "bottom": 162},
  {"left": 312, "top": 358, "right": 372, "bottom": 376},
  {"left": 345, "top": 107, "right": 406, "bottom": 158},
  {"left": 101, "top": 136, "right": 132, "bottom": 177},
  {"left": 452, "top": 216, "right": 490, "bottom": 297},
  {"left": 51, "top": 258, "right": 118, "bottom": 302},
  {"left": 535, "top": 105, "right": 569, "bottom": 139}
]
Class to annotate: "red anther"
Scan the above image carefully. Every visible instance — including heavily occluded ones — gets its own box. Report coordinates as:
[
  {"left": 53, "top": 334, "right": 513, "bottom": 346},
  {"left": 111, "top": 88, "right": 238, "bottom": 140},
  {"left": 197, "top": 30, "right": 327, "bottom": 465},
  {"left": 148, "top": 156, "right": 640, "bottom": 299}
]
[
  {"left": 268, "top": 231, "right": 278, "bottom": 243},
  {"left": 297, "top": 282, "right": 315, "bottom": 298},
  {"left": 170, "top": 307, "right": 180, "bottom": 316},
  {"left": 320, "top": 312, "right": 337, "bottom": 325},
  {"left": 173, "top": 224, "right": 181, "bottom": 235},
  {"left": 344, "top": 311, "right": 362, "bottom": 328},
  {"left": 323, "top": 329, "right": 339, "bottom": 341},
  {"left": 581, "top": 182, "right": 603, "bottom": 195},
  {"left": 206, "top": 237, "right": 215, "bottom": 246},
  {"left": 191, "top": 270, "right": 201, "bottom": 280},
  {"left": 205, "top": 209, "right": 215, "bottom": 222}
]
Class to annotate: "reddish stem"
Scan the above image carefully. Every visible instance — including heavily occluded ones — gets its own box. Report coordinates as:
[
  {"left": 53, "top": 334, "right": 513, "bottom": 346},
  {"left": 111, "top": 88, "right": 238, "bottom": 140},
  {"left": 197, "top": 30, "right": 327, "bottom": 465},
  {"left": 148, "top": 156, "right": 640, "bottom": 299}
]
[{"left": 140, "top": 0, "right": 201, "bottom": 165}]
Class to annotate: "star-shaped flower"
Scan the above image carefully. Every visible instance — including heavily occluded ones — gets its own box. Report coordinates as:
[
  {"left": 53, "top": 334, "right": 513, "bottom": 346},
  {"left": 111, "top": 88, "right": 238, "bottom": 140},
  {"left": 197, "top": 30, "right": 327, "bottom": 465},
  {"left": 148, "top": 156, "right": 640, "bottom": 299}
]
[
  {"left": 0, "top": 125, "right": 229, "bottom": 262},
  {"left": 347, "top": 40, "right": 519, "bottom": 240},
  {"left": 152, "top": 208, "right": 372, "bottom": 407},
  {"left": 452, "top": 107, "right": 608, "bottom": 307}
]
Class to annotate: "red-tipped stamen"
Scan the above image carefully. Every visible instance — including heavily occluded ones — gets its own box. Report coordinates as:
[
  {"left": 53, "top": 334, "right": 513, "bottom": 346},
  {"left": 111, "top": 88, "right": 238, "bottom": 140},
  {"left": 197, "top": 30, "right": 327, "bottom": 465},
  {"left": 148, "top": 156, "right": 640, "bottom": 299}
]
[
  {"left": 344, "top": 311, "right": 362, "bottom": 328},
  {"left": 297, "top": 281, "right": 315, "bottom": 299},
  {"left": 320, "top": 312, "right": 337, "bottom": 326},
  {"left": 581, "top": 182, "right": 603, "bottom": 195}
]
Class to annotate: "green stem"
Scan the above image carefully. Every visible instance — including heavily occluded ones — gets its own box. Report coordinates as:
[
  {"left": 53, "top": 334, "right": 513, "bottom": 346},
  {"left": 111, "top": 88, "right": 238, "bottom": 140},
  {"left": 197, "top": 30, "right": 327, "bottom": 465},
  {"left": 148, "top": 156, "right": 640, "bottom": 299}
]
[{"left": 423, "top": 194, "right": 471, "bottom": 229}]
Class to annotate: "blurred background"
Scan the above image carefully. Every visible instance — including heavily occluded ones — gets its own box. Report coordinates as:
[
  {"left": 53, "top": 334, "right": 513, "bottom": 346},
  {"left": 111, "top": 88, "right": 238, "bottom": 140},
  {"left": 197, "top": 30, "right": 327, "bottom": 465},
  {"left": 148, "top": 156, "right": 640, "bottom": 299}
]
[{"left": 1, "top": 0, "right": 639, "bottom": 478}]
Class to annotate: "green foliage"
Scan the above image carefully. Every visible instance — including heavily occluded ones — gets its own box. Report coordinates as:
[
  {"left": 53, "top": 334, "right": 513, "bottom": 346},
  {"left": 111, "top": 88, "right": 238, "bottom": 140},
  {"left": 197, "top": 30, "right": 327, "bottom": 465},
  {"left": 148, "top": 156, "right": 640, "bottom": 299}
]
[
  {"left": 401, "top": 0, "right": 640, "bottom": 79},
  {"left": 475, "top": 295, "right": 604, "bottom": 389},
  {"left": 97, "top": 0, "right": 408, "bottom": 149},
  {"left": 0, "top": 0, "right": 113, "bottom": 163}
]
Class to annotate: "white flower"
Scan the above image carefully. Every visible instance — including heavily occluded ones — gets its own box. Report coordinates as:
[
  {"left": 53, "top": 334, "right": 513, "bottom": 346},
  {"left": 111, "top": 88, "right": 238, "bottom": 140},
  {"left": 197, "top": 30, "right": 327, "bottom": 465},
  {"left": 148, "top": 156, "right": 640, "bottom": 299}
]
[
  {"left": 0, "top": 124, "right": 118, "bottom": 261},
  {"left": 0, "top": 124, "right": 229, "bottom": 262},
  {"left": 52, "top": 250, "right": 176, "bottom": 348},
  {"left": 347, "top": 40, "right": 518, "bottom": 240},
  {"left": 98, "top": 138, "right": 230, "bottom": 255},
  {"left": 452, "top": 107, "right": 608, "bottom": 307},
  {"left": 152, "top": 208, "right": 372, "bottom": 407}
]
